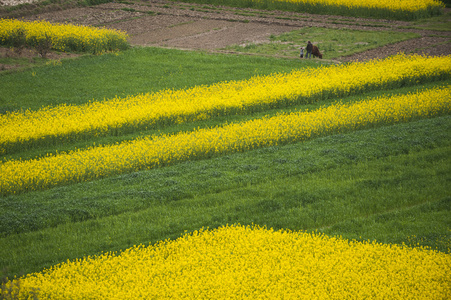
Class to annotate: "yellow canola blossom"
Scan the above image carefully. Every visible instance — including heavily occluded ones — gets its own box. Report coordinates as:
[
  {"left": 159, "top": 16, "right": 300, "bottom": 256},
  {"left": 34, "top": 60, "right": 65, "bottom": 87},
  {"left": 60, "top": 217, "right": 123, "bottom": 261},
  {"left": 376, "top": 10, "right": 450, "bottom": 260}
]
[
  {"left": 264, "top": 0, "right": 444, "bottom": 12},
  {"left": 2, "top": 225, "right": 450, "bottom": 299},
  {"left": 0, "top": 18, "right": 129, "bottom": 53},
  {"left": 0, "top": 85, "right": 449, "bottom": 195},
  {"left": 181, "top": 0, "right": 444, "bottom": 19},
  {"left": 1, "top": 54, "right": 450, "bottom": 154}
]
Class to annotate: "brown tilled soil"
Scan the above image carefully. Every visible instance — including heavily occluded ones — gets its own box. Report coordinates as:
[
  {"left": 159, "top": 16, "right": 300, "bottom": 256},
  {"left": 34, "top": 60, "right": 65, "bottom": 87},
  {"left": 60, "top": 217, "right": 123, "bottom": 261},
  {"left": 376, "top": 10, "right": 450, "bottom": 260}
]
[{"left": 1, "top": 0, "right": 450, "bottom": 67}]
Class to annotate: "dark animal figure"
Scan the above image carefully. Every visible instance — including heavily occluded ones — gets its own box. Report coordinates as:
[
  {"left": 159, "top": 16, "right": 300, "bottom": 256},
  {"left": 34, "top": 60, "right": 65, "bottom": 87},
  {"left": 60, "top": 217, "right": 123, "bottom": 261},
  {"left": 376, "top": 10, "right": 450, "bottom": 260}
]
[{"left": 312, "top": 45, "right": 323, "bottom": 59}]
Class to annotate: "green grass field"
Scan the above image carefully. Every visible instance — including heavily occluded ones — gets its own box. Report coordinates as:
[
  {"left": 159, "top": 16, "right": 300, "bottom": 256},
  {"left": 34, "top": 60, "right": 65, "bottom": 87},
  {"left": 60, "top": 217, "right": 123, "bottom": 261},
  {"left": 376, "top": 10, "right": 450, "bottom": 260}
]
[
  {"left": 1, "top": 113, "right": 449, "bottom": 278},
  {"left": 0, "top": 47, "right": 328, "bottom": 113},
  {"left": 224, "top": 27, "right": 421, "bottom": 59},
  {"left": 0, "top": 28, "right": 450, "bottom": 282}
]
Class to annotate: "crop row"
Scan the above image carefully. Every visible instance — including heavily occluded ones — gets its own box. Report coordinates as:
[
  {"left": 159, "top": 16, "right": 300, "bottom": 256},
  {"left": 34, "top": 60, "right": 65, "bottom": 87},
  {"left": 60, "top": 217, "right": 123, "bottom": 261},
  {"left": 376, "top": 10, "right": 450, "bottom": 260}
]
[
  {"left": 177, "top": 0, "right": 445, "bottom": 20},
  {"left": 1, "top": 54, "right": 450, "bottom": 155},
  {"left": 2, "top": 224, "right": 449, "bottom": 299},
  {"left": 0, "top": 19, "right": 129, "bottom": 54},
  {"left": 1, "top": 85, "right": 449, "bottom": 196}
]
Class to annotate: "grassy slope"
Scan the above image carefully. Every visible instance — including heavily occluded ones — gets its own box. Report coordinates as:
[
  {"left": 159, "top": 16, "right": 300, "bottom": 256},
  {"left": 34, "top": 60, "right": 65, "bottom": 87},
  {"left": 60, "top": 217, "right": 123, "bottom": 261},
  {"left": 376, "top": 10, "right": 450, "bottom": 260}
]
[
  {"left": 399, "top": 9, "right": 451, "bottom": 31},
  {"left": 0, "top": 47, "right": 328, "bottom": 113},
  {"left": 1, "top": 80, "right": 449, "bottom": 236},
  {"left": 1, "top": 115, "right": 449, "bottom": 277},
  {"left": 225, "top": 27, "right": 421, "bottom": 59},
  {"left": 0, "top": 37, "right": 450, "bottom": 279}
]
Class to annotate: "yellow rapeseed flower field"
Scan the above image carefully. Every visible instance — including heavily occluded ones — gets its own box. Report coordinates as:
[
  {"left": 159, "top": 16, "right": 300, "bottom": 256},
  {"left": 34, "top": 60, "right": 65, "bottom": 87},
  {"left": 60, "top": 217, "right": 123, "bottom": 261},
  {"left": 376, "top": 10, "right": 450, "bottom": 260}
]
[
  {"left": 0, "top": 18, "right": 129, "bottom": 54},
  {"left": 2, "top": 224, "right": 450, "bottom": 299},
  {"left": 0, "top": 85, "right": 449, "bottom": 195},
  {"left": 185, "top": 0, "right": 444, "bottom": 19},
  {"left": 1, "top": 54, "right": 450, "bottom": 154},
  {"left": 265, "top": 0, "right": 445, "bottom": 12}
]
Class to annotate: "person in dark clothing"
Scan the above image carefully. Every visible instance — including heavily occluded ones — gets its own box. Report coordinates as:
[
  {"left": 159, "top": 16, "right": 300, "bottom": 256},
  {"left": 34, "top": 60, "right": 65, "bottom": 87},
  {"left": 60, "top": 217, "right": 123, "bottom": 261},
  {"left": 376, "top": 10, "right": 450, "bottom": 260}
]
[{"left": 306, "top": 41, "right": 313, "bottom": 59}]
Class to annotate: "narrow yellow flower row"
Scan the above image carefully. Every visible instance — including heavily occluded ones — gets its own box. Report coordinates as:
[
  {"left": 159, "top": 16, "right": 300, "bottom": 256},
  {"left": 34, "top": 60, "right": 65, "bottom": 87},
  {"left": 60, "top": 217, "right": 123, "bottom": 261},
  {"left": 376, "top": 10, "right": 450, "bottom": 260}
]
[
  {"left": 1, "top": 85, "right": 449, "bottom": 195},
  {"left": 0, "top": 18, "right": 129, "bottom": 54},
  {"left": 1, "top": 54, "right": 450, "bottom": 155},
  {"left": 264, "top": 0, "right": 445, "bottom": 12},
  {"left": 179, "top": 0, "right": 444, "bottom": 19},
  {"left": 3, "top": 224, "right": 450, "bottom": 299}
]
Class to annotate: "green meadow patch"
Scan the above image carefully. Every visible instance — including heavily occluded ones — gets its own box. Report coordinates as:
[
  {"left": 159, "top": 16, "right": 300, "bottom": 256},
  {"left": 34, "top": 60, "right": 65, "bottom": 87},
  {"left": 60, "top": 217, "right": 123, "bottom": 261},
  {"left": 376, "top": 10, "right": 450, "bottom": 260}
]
[
  {"left": 0, "top": 46, "right": 327, "bottom": 112},
  {"left": 224, "top": 27, "right": 421, "bottom": 59},
  {"left": 0, "top": 115, "right": 450, "bottom": 278},
  {"left": 399, "top": 10, "right": 451, "bottom": 31}
]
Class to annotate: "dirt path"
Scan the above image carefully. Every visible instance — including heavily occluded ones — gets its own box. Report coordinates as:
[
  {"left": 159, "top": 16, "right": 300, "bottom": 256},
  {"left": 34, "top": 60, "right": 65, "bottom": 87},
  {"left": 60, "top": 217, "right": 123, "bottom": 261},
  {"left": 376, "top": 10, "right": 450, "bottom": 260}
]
[{"left": 2, "top": 0, "right": 451, "bottom": 62}]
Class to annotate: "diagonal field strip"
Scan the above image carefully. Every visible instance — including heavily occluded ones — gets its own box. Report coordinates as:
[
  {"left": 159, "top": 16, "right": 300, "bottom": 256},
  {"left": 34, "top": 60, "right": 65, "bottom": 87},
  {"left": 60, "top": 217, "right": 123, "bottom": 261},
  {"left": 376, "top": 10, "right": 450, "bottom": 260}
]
[
  {"left": 1, "top": 54, "right": 450, "bottom": 155},
  {"left": 1, "top": 85, "right": 449, "bottom": 195}
]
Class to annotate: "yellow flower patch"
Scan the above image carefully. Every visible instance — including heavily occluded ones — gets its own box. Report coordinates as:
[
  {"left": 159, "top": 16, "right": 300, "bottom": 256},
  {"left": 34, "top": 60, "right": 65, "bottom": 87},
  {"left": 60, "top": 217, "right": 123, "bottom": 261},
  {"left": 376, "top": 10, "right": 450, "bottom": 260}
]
[
  {"left": 0, "top": 18, "right": 129, "bottom": 54},
  {"left": 270, "top": 0, "right": 444, "bottom": 12},
  {"left": 1, "top": 54, "right": 450, "bottom": 154},
  {"left": 3, "top": 225, "right": 450, "bottom": 299},
  {"left": 0, "top": 85, "right": 449, "bottom": 195}
]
